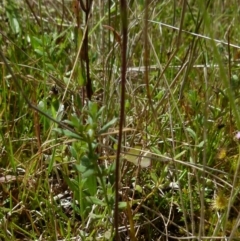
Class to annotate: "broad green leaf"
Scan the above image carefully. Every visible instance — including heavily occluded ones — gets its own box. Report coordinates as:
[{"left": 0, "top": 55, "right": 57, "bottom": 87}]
[
  {"left": 10, "top": 17, "right": 20, "bottom": 34},
  {"left": 84, "top": 176, "right": 97, "bottom": 196}
]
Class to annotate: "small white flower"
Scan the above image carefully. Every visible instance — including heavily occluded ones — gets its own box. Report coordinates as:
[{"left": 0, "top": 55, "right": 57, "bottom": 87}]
[{"left": 235, "top": 131, "right": 240, "bottom": 140}]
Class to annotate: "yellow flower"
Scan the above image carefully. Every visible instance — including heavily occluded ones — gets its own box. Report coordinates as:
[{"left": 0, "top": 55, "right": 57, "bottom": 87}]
[
  {"left": 211, "top": 192, "right": 228, "bottom": 210},
  {"left": 216, "top": 148, "right": 227, "bottom": 160}
]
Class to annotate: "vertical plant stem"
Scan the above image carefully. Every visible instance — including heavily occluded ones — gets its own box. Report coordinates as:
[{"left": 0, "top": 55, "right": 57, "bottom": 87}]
[
  {"left": 114, "top": 0, "right": 127, "bottom": 239},
  {"left": 144, "top": 0, "right": 151, "bottom": 107}
]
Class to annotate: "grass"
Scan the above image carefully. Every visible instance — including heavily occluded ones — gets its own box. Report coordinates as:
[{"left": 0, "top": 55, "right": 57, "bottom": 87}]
[{"left": 1, "top": 0, "right": 240, "bottom": 240}]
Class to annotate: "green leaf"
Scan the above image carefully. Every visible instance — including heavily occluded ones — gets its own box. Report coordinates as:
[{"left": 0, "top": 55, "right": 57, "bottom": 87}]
[
  {"left": 34, "top": 48, "right": 44, "bottom": 56},
  {"left": 85, "top": 196, "right": 105, "bottom": 206},
  {"left": 6, "top": 5, "right": 21, "bottom": 35},
  {"left": 69, "top": 146, "right": 78, "bottom": 160},
  {"left": 197, "top": 141, "right": 205, "bottom": 148},
  {"left": 76, "top": 165, "right": 95, "bottom": 178},
  {"left": 186, "top": 127, "right": 196, "bottom": 140},
  {"left": 30, "top": 36, "right": 42, "bottom": 49},
  {"left": 118, "top": 202, "right": 127, "bottom": 209},
  {"left": 96, "top": 106, "right": 106, "bottom": 118},
  {"left": 150, "top": 172, "right": 158, "bottom": 183},
  {"left": 88, "top": 128, "right": 95, "bottom": 140},
  {"left": 174, "top": 150, "right": 186, "bottom": 159},
  {"left": 10, "top": 17, "right": 20, "bottom": 34},
  {"left": 135, "top": 184, "right": 143, "bottom": 193},
  {"left": 98, "top": 118, "right": 118, "bottom": 134},
  {"left": 89, "top": 213, "right": 104, "bottom": 219},
  {"left": 53, "top": 128, "right": 83, "bottom": 140},
  {"left": 88, "top": 101, "right": 98, "bottom": 119},
  {"left": 38, "top": 100, "right": 46, "bottom": 110},
  {"left": 75, "top": 155, "right": 95, "bottom": 178},
  {"left": 76, "top": 64, "right": 85, "bottom": 86},
  {"left": 62, "top": 119, "right": 75, "bottom": 127},
  {"left": 84, "top": 176, "right": 97, "bottom": 196},
  {"left": 63, "top": 176, "right": 79, "bottom": 193},
  {"left": 67, "top": 114, "right": 84, "bottom": 131}
]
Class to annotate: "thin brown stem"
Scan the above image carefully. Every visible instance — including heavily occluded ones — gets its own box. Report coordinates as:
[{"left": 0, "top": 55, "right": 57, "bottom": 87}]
[{"left": 114, "top": 0, "right": 127, "bottom": 240}]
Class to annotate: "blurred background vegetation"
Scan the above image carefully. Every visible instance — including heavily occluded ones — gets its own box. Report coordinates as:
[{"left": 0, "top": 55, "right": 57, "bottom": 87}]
[{"left": 1, "top": 0, "right": 240, "bottom": 240}]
